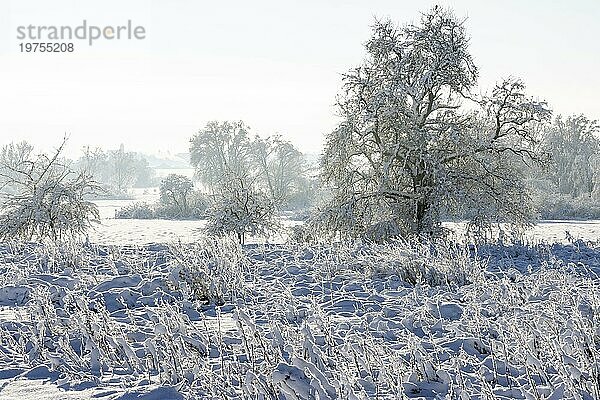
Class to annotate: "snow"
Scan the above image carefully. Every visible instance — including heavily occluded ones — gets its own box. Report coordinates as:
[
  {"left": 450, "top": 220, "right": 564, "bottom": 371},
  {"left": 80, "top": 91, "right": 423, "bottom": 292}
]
[
  {"left": 0, "top": 375, "right": 184, "bottom": 400},
  {"left": 88, "top": 219, "right": 207, "bottom": 244},
  {"left": 444, "top": 220, "right": 600, "bottom": 244},
  {"left": 0, "top": 213, "right": 599, "bottom": 398}
]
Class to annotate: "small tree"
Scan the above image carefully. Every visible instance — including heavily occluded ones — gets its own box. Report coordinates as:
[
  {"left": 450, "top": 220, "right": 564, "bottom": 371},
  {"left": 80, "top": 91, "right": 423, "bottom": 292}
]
[
  {"left": 78, "top": 146, "right": 109, "bottom": 182},
  {"left": 0, "top": 141, "right": 35, "bottom": 192},
  {"left": 205, "top": 176, "right": 279, "bottom": 244},
  {"left": 108, "top": 144, "right": 137, "bottom": 194},
  {"left": 133, "top": 156, "right": 155, "bottom": 188},
  {"left": 0, "top": 139, "right": 101, "bottom": 242}
]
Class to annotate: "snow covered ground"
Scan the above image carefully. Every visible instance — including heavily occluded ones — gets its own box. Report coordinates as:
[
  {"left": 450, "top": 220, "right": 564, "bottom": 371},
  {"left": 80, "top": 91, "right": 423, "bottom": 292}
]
[
  {"left": 0, "top": 211, "right": 599, "bottom": 398},
  {"left": 444, "top": 220, "right": 600, "bottom": 245},
  {"left": 88, "top": 216, "right": 600, "bottom": 246},
  {"left": 89, "top": 219, "right": 207, "bottom": 245}
]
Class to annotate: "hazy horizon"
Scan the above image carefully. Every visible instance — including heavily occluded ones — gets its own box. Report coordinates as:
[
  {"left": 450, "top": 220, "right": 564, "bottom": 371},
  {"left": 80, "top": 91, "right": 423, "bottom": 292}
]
[{"left": 1, "top": 0, "right": 599, "bottom": 157}]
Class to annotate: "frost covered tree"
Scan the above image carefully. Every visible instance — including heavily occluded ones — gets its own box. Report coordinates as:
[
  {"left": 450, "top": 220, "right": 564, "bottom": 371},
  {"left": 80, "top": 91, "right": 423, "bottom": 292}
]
[
  {"left": 132, "top": 156, "right": 154, "bottom": 188},
  {"left": 205, "top": 176, "right": 279, "bottom": 244},
  {"left": 160, "top": 174, "right": 194, "bottom": 213},
  {"left": 190, "top": 121, "right": 286, "bottom": 241},
  {"left": 0, "top": 139, "right": 100, "bottom": 242},
  {"left": 108, "top": 144, "right": 137, "bottom": 194},
  {"left": 0, "top": 141, "right": 34, "bottom": 193},
  {"left": 526, "top": 115, "right": 600, "bottom": 219},
  {"left": 318, "top": 8, "right": 551, "bottom": 239},
  {"left": 158, "top": 173, "right": 206, "bottom": 218},
  {"left": 75, "top": 145, "right": 154, "bottom": 194},
  {"left": 78, "top": 146, "right": 108, "bottom": 181},
  {"left": 190, "top": 121, "right": 311, "bottom": 210}
]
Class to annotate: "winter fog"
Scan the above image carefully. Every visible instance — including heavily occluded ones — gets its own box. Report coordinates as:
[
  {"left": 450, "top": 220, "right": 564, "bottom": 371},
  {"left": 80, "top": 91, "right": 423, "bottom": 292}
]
[{"left": 0, "top": 1, "right": 599, "bottom": 399}]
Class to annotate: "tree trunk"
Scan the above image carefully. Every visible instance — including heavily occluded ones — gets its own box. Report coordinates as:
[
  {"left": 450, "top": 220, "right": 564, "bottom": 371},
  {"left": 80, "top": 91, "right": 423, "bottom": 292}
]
[
  {"left": 415, "top": 197, "right": 430, "bottom": 233},
  {"left": 412, "top": 164, "right": 433, "bottom": 234}
]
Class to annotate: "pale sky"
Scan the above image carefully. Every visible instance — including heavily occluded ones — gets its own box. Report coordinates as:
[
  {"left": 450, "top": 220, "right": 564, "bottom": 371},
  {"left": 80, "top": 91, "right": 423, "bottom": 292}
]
[{"left": 0, "top": 0, "right": 599, "bottom": 157}]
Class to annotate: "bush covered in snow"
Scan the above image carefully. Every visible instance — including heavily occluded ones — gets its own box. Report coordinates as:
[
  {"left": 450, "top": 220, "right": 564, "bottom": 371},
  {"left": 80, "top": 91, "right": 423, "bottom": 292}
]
[
  {"left": 114, "top": 201, "right": 156, "bottom": 219},
  {"left": 158, "top": 174, "right": 207, "bottom": 219},
  {"left": 0, "top": 139, "right": 100, "bottom": 242}
]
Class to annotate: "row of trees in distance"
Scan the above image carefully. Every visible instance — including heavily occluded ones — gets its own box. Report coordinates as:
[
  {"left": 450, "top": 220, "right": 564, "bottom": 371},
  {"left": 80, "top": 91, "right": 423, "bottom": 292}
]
[{"left": 74, "top": 144, "right": 155, "bottom": 195}]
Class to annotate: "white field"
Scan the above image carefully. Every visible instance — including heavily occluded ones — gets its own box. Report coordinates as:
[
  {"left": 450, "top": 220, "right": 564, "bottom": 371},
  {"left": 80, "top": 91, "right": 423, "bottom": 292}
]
[{"left": 89, "top": 198, "right": 304, "bottom": 245}]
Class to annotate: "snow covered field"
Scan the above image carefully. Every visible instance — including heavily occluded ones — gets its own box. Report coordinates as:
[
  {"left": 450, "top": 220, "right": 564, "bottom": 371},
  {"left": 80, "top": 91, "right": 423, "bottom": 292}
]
[
  {"left": 91, "top": 190, "right": 600, "bottom": 245},
  {"left": 0, "top": 215, "right": 599, "bottom": 399},
  {"left": 88, "top": 216, "right": 600, "bottom": 246},
  {"left": 89, "top": 219, "right": 207, "bottom": 245}
]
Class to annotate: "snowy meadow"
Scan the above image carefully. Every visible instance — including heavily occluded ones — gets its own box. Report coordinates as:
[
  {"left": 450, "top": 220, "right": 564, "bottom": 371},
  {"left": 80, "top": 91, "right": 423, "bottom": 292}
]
[{"left": 0, "top": 222, "right": 599, "bottom": 399}]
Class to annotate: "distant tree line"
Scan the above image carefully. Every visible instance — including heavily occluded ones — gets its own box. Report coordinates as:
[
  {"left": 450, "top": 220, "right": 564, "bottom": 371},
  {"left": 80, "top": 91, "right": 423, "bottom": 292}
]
[
  {"left": 73, "top": 144, "right": 155, "bottom": 196},
  {"left": 0, "top": 142, "right": 157, "bottom": 199}
]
